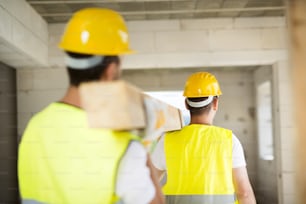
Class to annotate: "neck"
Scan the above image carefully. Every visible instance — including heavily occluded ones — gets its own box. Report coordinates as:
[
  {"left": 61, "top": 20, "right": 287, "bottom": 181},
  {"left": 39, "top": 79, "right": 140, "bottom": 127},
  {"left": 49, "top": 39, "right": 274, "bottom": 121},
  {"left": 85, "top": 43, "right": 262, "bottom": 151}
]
[
  {"left": 60, "top": 86, "right": 82, "bottom": 108},
  {"left": 190, "top": 114, "right": 213, "bottom": 126}
]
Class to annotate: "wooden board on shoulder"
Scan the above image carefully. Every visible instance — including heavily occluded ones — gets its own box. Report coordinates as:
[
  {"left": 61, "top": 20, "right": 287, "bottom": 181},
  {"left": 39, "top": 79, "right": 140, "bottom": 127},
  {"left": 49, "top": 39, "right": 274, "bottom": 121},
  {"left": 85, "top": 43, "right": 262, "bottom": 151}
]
[{"left": 79, "top": 80, "right": 184, "bottom": 134}]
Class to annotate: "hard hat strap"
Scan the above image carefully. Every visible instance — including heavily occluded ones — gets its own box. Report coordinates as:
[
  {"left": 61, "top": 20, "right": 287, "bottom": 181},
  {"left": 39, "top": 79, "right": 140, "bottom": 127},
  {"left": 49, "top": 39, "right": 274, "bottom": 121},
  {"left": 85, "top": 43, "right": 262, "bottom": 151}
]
[
  {"left": 186, "top": 96, "right": 214, "bottom": 108},
  {"left": 65, "top": 55, "right": 104, "bottom": 69}
]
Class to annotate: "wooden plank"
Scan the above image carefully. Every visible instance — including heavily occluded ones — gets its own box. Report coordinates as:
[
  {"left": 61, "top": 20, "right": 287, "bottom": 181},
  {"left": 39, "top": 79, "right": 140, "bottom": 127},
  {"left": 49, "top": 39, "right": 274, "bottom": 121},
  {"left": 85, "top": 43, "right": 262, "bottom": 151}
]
[
  {"left": 288, "top": 1, "right": 306, "bottom": 203},
  {"left": 80, "top": 80, "right": 146, "bottom": 130},
  {"left": 79, "top": 80, "right": 183, "bottom": 135}
]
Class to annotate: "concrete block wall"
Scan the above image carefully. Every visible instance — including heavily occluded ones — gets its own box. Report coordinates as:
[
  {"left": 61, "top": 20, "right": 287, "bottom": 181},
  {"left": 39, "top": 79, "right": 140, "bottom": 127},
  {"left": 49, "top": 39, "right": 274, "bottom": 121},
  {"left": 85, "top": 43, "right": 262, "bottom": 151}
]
[
  {"left": 123, "top": 67, "right": 258, "bottom": 185},
  {"left": 17, "top": 68, "right": 68, "bottom": 136},
  {"left": 48, "top": 17, "right": 288, "bottom": 69},
  {"left": 254, "top": 66, "right": 278, "bottom": 204},
  {"left": 0, "top": 0, "right": 48, "bottom": 68},
  {"left": 17, "top": 16, "right": 295, "bottom": 204},
  {"left": 0, "top": 63, "right": 18, "bottom": 203},
  {"left": 272, "top": 61, "right": 297, "bottom": 204}
]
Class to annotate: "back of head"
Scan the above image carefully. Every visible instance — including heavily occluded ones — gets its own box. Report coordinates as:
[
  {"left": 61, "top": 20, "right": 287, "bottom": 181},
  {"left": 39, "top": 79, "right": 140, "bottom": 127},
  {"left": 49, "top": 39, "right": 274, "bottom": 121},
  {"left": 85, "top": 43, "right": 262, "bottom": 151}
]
[{"left": 183, "top": 72, "right": 222, "bottom": 115}]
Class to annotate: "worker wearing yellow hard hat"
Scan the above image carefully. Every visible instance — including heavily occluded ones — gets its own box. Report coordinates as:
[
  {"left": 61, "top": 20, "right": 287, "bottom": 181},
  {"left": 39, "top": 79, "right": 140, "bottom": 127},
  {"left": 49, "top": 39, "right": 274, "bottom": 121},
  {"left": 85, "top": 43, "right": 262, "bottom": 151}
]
[
  {"left": 18, "top": 8, "right": 164, "bottom": 204},
  {"left": 151, "top": 72, "right": 256, "bottom": 204}
]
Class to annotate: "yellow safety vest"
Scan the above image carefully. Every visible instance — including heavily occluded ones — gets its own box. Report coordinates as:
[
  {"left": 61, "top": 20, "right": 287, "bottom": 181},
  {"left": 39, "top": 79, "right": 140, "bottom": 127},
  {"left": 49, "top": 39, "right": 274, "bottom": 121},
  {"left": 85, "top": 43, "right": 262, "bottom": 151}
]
[
  {"left": 18, "top": 103, "right": 135, "bottom": 204},
  {"left": 163, "top": 124, "right": 238, "bottom": 204}
]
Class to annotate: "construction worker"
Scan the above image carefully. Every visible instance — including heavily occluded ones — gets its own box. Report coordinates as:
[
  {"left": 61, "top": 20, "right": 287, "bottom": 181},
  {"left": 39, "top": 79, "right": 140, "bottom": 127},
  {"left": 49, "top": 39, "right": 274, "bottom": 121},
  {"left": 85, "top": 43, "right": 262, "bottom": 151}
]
[
  {"left": 18, "top": 8, "right": 164, "bottom": 204},
  {"left": 151, "top": 72, "right": 256, "bottom": 204}
]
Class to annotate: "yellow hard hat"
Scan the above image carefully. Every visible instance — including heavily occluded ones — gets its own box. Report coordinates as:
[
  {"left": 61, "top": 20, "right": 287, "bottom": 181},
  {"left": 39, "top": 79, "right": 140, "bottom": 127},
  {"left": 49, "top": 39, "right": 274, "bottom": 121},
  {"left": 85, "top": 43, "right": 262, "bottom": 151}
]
[
  {"left": 183, "top": 72, "right": 222, "bottom": 97},
  {"left": 59, "top": 8, "right": 134, "bottom": 55}
]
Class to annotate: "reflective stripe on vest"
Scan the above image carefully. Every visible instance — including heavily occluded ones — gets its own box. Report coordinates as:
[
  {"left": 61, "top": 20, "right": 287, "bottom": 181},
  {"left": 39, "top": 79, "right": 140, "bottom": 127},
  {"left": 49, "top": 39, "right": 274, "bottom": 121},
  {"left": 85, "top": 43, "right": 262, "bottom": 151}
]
[
  {"left": 166, "top": 194, "right": 236, "bottom": 204},
  {"left": 163, "top": 124, "right": 236, "bottom": 203},
  {"left": 22, "top": 199, "right": 125, "bottom": 204},
  {"left": 18, "top": 102, "right": 136, "bottom": 204},
  {"left": 22, "top": 199, "right": 124, "bottom": 204},
  {"left": 22, "top": 200, "right": 44, "bottom": 204}
]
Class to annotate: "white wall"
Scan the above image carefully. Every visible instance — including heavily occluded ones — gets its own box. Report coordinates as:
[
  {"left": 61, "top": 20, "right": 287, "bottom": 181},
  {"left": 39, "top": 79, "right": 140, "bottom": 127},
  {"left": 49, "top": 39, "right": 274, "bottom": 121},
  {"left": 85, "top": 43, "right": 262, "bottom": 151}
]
[
  {"left": 0, "top": 0, "right": 48, "bottom": 67},
  {"left": 272, "top": 61, "right": 297, "bottom": 204},
  {"left": 17, "top": 16, "right": 296, "bottom": 203},
  {"left": 254, "top": 67, "right": 278, "bottom": 204},
  {"left": 123, "top": 67, "right": 258, "bottom": 186},
  {"left": 49, "top": 17, "right": 288, "bottom": 69}
]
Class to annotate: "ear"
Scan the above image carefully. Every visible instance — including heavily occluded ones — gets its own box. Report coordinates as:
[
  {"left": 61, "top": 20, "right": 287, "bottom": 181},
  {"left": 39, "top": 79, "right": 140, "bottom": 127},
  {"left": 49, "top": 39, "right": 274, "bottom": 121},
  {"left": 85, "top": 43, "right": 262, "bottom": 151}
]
[
  {"left": 185, "top": 99, "right": 190, "bottom": 110},
  {"left": 212, "top": 97, "right": 219, "bottom": 111},
  {"left": 103, "top": 62, "right": 120, "bottom": 81}
]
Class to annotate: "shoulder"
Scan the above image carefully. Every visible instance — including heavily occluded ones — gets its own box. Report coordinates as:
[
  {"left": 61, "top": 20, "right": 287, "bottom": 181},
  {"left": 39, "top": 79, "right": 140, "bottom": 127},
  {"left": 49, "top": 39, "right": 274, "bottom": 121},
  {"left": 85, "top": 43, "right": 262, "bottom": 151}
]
[
  {"left": 212, "top": 125, "right": 232, "bottom": 133},
  {"left": 165, "top": 129, "right": 181, "bottom": 137},
  {"left": 125, "top": 141, "right": 147, "bottom": 157},
  {"left": 232, "top": 133, "right": 242, "bottom": 146},
  {"left": 25, "top": 104, "right": 54, "bottom": 127}
]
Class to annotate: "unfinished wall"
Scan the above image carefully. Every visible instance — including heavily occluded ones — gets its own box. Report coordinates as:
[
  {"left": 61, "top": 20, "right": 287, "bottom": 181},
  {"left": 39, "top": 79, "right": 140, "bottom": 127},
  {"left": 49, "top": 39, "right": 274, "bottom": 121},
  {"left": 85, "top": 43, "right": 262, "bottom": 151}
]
[
  {"left": 122, "top": 67, "right": 258, "bottom": 186},
  {"left": 0, "top": 0, "right": 48, "bottom": 67},
  {"left": 49, "top": 17, "right": 287, "bottom": 69},
  {"left": 254, "top": 67, "right": 278, "bottom": 204},
  {"left": 0, "top": 62, "right": 18, "bottom": 203},
  {"left": 272, "top": 61, "right": 296, "bottom": 204},
  {"left": 17, "top": 17, "right": 294, "bottom": 203}
]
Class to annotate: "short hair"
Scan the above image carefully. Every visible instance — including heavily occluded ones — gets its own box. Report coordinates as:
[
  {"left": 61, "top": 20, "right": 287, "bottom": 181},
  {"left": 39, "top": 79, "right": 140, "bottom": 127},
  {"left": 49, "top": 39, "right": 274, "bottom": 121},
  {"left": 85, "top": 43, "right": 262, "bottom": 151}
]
[
  {"left": 186, "top": 96, "right": 218, "bottom": 116},
  {"left": 66, "top": 52, "right": 120, "bottom": 87}
]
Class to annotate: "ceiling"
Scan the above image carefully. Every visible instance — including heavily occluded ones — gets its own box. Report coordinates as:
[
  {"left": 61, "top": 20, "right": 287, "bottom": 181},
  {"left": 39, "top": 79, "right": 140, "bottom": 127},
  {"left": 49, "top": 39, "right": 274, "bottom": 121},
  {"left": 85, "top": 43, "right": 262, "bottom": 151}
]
[{"left": 27, "top": 0, "right": 285, "bottom": 23}]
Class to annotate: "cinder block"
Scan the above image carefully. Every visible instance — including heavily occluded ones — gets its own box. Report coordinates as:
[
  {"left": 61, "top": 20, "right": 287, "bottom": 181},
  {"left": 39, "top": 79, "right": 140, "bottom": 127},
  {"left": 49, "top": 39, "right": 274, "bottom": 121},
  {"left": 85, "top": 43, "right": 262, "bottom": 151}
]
[
  {"left": 0, "top": 52, "right": 28, "bottom": 61},
  {"left": 159, "top": 71, "right": 189, "bottom": 89},
  {"left": 262, "top": 28, "right": 288, "bottom": 49},
  {"left": 276, "top": 60, "right": 291, "bottom": 82},
  {"left": 48, "top": 56, "right": 65, "bottom": 68},
  {"left": 278, "top": 82, "right": 293, "bottom": 106},
  {"left": 123, "top": 54, "right": 158, "bottom": 69},
  {"left": 210, "top": 29, "right": 262, "bottom": 51},
  {"left": 48, "top": 24, "right": 66, "bottom": 36},
  {"left": 281, "top": 149, "right": 296, "bottom": 172},
  {"left": 17, "top": 69, "right": 33, "bottom": 91},
  {"left": 180, "top": 18, "right": 233, "bottom": 30},
  {"left": 18, "top": 90, "right": 66, "bottom": 113},
  {"left": 49, "top": 35, "right": 64, "bottom": 60},
  {"left": 0, "top": 7, "right": 12, "bottom": 42},
  {"left": 234, "top": 17, "right": 286, "bottom": 28},
  {"left": 17, "top": 112, "right": 33, "bottom": 135},
  {"left": 1, "top": 0, "right": 29, "bottom": 29},
  {"left": 123, "top": 72, "right": 161, "bottom": 91},
  {"left": 1, "top": 0, "right": 48, "bottom": 43},
  {"left": 11, "top": 18, "right": 34, "bottom": 55},
  {"left": 283, "top": 194, "right": 296, "bottom": 204},
  {"left": 154, "top": 52, "right": 212, "bottom": 68},
  {"left": 0, "top": 44, "right": 9, "bottom": 54},
  {"left": 33, "top": 68, "right": 68, "bottom": 90},
  {"left": 30, "top": 8, "right": 48, "bottom": 43},
  {"left": 279, "top": 108, "right": 295, "bottom": 128},
  {"left": 122, "top": 50, "right": 288, "bottom": 70},
  {"left": 129, "top": 32, "right": 155, "bottom": 53},
  {"left": 3, "top": 58, "right": 39, "bottom": 68},
  {"left": 282, "top": 173, "right": 296, "bottom": 194},
  {"left": 155, "top": 31, "right": 210, "bottom": 52},
  {"left": 127, "top": 20, "right": 180, "bottom": 32},
  {"left": 0, "top": 0, "right": 48, "bottom": 67},
  {"left": 280, "top": 127, "right": 296, "bottom": 151}
]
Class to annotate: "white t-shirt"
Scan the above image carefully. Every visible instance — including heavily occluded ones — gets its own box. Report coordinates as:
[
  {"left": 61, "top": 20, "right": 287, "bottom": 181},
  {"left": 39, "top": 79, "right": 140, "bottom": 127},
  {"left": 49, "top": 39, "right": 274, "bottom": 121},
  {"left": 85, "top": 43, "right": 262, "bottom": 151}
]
[
  {"left": 116, "top": 142, "right": 155, "bottom": 204},
  {"left": 151, "top": 133, "right": 246, "bottom": 171}
]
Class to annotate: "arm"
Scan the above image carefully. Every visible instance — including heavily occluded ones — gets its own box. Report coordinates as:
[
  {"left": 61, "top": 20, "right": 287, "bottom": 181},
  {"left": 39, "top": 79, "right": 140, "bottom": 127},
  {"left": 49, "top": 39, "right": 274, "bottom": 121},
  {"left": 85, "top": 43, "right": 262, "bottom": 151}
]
[
  {"left": 154, "top": 167, "right": 166, "bottom": 182},
  {"left": 116, "top": 142, "right": 164, "bottom": 204},
  {"left": 232, "top": 167, "right": 256, "bottom": 204},
  {"left": 147, "top": 155, "right": 165, "bottom": 204},
  {"left": 150, "top": 135, "right": 167, "bottom": 182}
]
